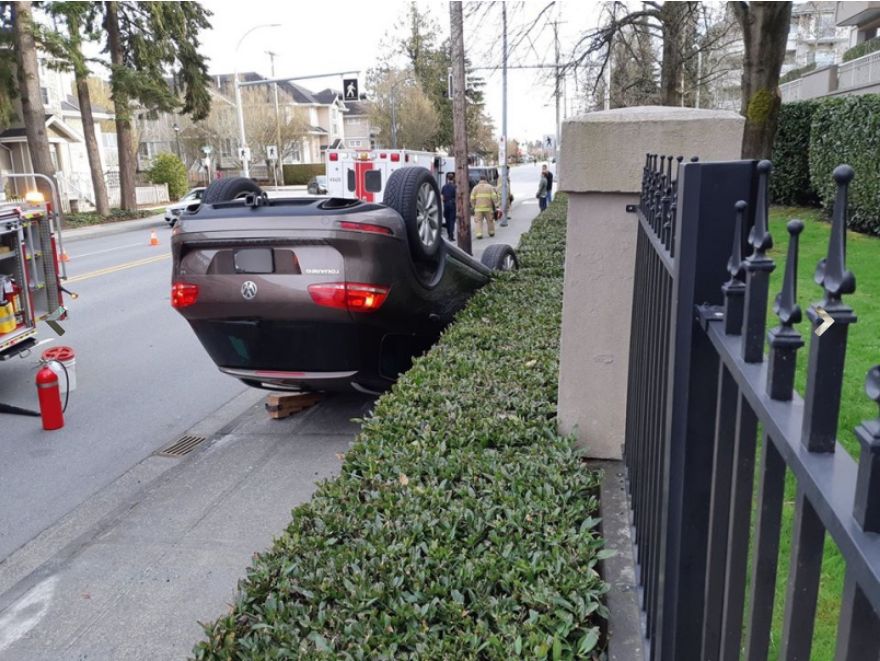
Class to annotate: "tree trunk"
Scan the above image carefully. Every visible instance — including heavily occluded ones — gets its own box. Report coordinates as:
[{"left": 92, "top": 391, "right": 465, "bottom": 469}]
[
  {"left": 659, "top": 2, "right": 688, "bottom": 106},
  {"left": 734, "top": 1, "right": 792, "bottom": 159},
  {"left": 68, "top": 13, "right": 110, "bottom": 217},
  {"left": 12, "top": 2, "right": 55, "bottom": 202},
  {"left": 105, "top": 1, "right": 137, "bottom": 211},
  {"left": 449, "top": 1, "right": 471, "bottom": 255}
]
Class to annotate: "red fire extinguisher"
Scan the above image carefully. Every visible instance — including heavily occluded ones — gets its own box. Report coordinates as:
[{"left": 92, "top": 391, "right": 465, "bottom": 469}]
[{"left": 36, "top": 365, "right": 64, "bottom": 430}]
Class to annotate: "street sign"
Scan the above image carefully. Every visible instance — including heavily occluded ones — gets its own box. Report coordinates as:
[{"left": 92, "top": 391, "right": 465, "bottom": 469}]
[
  {"left": 343, "top": 78, "right": 359, "bottom": 101},
  {"left": 267, "top": 145, "right": 278, "bottom": 161},
  {"left": 498, "top": 136, "right": 507, "bottom": 166},
  {"left": 542, "top": 134, "right": 556, "bottom": 151},
  {"left": 446, "top": 68, "right": 453, "bottom": 98},
  {"left": 201, "top": 145, "right": 213, "bottom": 155},
  {"left": 238, "top": 147, "right": 251, "bottom": 162}
]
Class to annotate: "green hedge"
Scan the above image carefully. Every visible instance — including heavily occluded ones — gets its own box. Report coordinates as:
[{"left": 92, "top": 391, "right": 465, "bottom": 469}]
[
  {"left": 283, "top": 163, "right": 325, "bottom": 185},
  {"left": 842, "top": 36, "right": 880, "bottom": 63},
  {"left": 809, "top": 95, "right": 880, "bottom": 235},
  {"left": 192, "top": 195, "right": 609, "bottom": 660},
  {"left": 779, "top": 62, "right": 817, "bottom": 84},
  {"left": 148, "top": 152, "right": 188, "bottom": 200},
  {"left": 770, "top": 101, "right": 820, "bottom": 206}
]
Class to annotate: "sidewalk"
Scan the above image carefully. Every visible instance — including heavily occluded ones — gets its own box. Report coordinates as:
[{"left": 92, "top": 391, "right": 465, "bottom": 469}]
[{"left": 0, "top": 391, "right": 374, "bottom": 660}]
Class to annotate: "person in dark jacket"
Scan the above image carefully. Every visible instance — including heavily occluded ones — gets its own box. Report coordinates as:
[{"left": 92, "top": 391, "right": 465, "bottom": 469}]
[
  {"left": 542, "top": 164, "right": 553, "bottom": 203},
  {"left": 441, "top": 172, "right": 456, "bottom": 240}
]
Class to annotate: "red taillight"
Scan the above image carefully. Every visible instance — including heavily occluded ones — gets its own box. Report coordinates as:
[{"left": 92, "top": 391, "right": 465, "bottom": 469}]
[
  {"left": 329, "top": 152, "right": 339, "bottom": 161},
  {"left": 338, "top": 220, "right": 393, "bottom": 235},
  {"left": 308, "top": 282, "right": 389, "bottom": 313},
  {"left": 171, "top": 282, "right": 199, "bottom": 308},
  {"left": 390, "top": 153, "right": 400, "bottom": 162},
  {"left": 379, "top": 153, "right": 387, "bottom": 159}
]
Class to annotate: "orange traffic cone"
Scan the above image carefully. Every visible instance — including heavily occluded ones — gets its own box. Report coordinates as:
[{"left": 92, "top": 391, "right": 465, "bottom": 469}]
[
  {"left": 60, "top": 250, "right": 70, "bottom": 263},
  {"left": 149, "top": 230, "right": 159, "bottom": 246}
]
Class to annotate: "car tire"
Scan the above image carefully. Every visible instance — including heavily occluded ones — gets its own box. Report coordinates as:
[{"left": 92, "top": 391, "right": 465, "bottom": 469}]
[
  {"left": 202, "top": 177, "right": 263, "bottom": 205},
  {"left": 480, "top": 243, "right": 519, "bottom": 271},
  {"left": 383, "top": 167, "right": 442, "bottom": 261}
]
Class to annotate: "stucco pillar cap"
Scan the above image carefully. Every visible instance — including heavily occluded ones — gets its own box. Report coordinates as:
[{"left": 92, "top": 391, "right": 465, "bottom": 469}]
[{"left": 559, "top": 105, "right": 744, "bottom": 194}]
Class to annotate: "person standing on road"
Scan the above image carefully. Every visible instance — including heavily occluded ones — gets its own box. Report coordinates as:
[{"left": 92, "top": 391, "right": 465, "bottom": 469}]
[
  {"left": 470, "top": 174, "right": 500, "bottom": 239},
  {"left": 542, "top": 164, "right": 554, "bottom": 203},
  {"left": 536, "top": 170, "right": 549, "bottom": 212},
  {"left": 440, "top": 172, "right": 456, "bottom": 241}
]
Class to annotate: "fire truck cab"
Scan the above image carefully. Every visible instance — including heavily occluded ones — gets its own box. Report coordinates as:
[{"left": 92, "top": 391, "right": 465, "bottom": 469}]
[
  {"left": 325, "top": 148, "right": 453, "bottom": 202},
  {"left": 0, "top": 195, "right": 66, "bottom": 360}
]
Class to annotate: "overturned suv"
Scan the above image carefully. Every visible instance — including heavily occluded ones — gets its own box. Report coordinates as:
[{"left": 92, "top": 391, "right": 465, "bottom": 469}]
[{"left": 171, "top": 167, "right": 518, "bottom": 394}]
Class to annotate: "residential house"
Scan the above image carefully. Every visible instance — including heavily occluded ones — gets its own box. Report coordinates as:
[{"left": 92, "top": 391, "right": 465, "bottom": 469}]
[
  {"left": 780, "top": 1, "right": 880, "bottom": 101},
  {"left": 784, "top": 1, "right": 852, "bottom": 71},
  {"left": 0, "top": 55, "right": 116, "bottom": 211},
  {"left": 342, "top": 99, "right": 377, "bottom": 149}
]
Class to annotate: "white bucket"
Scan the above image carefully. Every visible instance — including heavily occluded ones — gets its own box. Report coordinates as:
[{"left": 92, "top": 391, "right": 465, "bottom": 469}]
[{"left": 42, "top": 346, "right": 77, "bottom": 392}]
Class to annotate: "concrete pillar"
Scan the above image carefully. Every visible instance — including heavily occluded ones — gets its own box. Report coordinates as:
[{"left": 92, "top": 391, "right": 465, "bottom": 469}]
[{"left": 557, "top": 106, "right": 745, "bottom": 459}]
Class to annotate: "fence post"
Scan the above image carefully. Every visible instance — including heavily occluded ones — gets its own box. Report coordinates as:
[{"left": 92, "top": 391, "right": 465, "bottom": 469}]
[{"left": 557, "top": 106, "right": 744, "bottom": 459}]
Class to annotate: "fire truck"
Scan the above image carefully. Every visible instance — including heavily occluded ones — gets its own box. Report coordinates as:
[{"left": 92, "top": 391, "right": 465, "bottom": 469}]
[
  {"left": 0, "top": 190, "right": 67, "bottom": 363},
  {"left": 325, "top": 148, "right": 453, "bottom": 202}
]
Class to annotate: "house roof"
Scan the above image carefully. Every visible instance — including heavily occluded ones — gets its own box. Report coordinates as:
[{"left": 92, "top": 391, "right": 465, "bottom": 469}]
[
  {"left": 0, "top": 115, "right": 82, "bottom": 142},
  {"left": 344, "top": 100, "right": 370, "bottom": 116},
  {"left": 313, "top": 88, "right": 339, "bottom": 105},
  {"left": 61, "top": 94, "right": 113, "bottom": 116}
]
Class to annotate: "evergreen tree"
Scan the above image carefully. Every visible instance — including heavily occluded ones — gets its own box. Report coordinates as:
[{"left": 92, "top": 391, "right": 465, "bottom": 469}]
[{"left": 103, "top": 1, "right": 212, "bottom": 210}]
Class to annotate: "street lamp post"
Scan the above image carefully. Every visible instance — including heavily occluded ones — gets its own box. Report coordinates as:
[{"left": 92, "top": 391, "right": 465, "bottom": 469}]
[
  {"left": 172, "top": 123, "right": 182, "bottom": 162},
  {"left": 234, "top": 23, "right": 281, "bottom": 179}
]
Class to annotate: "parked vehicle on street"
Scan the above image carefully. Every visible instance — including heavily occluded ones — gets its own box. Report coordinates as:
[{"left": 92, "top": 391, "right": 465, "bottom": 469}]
[
  {"left": 467, "top": 166, "right": 499, "bottom": 188},
  {"left": 164, "top": 187, "right": 205, "bottom": 225},
  {"left": 306, "top": 176, "right": 328, "bottom": 195},
  {"left": 171, "top": 167, "right": 517, "bottom": 393}
]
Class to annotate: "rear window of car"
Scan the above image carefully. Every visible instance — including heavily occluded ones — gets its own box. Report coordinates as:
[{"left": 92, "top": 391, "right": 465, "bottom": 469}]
[{"left": 364, "top": 170, "right": 382, "bottom": 193}]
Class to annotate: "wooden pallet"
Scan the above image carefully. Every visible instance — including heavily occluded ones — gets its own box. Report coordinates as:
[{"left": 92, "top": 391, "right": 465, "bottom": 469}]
[{"left": 265, "top": 392, "right": 322, "bottom": 420}]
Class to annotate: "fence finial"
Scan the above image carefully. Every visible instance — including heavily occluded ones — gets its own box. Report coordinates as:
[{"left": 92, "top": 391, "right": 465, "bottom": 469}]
[
  {"left": 749, "top": 160, "right": 774, "bottom": 258},
  {"left": 727, "top": 201, "right": 747, "bottom": 283},
  {"left": 854, "top": 366, "right": 880, "bottom": 532},
  {"left": 766, "top": 220, "right": 805, "bottom": 400},
  {"left": 774, "top": 220, "right": 804, "bottom": 327},
  {"left": 815, "top": 165, "right": 856, "bottom": 306},
  {"left": 722, "top": 200, "right": 748, "bottom": 335}
]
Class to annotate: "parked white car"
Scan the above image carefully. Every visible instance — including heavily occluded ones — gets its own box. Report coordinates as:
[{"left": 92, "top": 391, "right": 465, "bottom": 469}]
[{"left": 164, "top": 187, "right": 205, "bottom": 225}]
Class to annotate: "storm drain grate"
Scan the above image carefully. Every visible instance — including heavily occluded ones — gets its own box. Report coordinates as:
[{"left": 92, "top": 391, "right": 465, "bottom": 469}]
[{"left": 156, "top": 434, "right": 207, "bottom": 457}]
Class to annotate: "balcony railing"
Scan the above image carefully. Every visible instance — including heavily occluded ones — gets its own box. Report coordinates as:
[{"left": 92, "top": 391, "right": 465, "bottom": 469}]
[
  {"left": 780, "top": 79, "right": 802, "bottom": 103},
  {"left": 838, "top": 49, "right": 880, "bottom": 90}
]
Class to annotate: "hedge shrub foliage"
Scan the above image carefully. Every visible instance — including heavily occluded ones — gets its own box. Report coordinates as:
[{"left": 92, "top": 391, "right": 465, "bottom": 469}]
[
  {"left": 842, "top": 36, "right": 880, "bottom": 63},
  {"left": 282, "top": 163, "right": 325, "bottom": 185},
  {"left": 770, "top": 101, "right": 820, "bottom": 206},
  {"left": 809, "top": 95, "right": 880, "bottom": 235},
  {"left": 192, "top": 194, "right": 608, "bottom": 660},
  {"left": 147, "top": 152, "right": 188, "bottom": 200}
]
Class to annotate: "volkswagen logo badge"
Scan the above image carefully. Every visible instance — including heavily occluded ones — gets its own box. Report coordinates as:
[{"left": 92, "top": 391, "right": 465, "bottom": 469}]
[{"left": 241, "top": 281, "right": 258, "bottom": 300}]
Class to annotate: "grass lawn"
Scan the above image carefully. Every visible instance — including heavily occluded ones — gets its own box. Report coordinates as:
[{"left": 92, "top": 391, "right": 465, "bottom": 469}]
[{"left": 759, "top": 206, "right": 880, "bottom": 659}]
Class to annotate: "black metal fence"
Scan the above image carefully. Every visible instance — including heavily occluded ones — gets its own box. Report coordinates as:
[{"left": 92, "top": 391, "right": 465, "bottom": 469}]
[{"left": 624, "top": 154, "right": 880, "bottom": 660}]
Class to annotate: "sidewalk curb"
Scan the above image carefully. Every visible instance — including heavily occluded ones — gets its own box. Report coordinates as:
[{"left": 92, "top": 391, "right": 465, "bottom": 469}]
[
  {"left": 62, "top": 214, "right": 166, "bottom": 244},
  {"left": 0, "top": 386, "right": 263, "bottom": 603}
]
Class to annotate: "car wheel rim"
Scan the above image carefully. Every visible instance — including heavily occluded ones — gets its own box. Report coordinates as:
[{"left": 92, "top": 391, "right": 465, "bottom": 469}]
[
  {"left": 416, "top": 183, "right": 440, "bottom": 248},
  {"left": 502, "top": 254, "right": 516, "bottom": 271}
]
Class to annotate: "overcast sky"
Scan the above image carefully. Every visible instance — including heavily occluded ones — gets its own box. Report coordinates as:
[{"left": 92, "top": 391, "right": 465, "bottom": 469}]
[{"left": 198, "top": 0, "right": 600, "bottom": 145}]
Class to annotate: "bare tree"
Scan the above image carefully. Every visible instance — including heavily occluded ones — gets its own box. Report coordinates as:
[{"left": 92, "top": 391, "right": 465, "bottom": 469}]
[
  {"left": 367, "top": 69, "right": 439, "bottom": 150},
  {"left": 731, "top": 1, "right": 792, "bottom": 159}
]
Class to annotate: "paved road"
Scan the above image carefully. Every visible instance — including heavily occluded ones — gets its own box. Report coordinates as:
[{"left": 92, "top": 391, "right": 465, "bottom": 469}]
[{"left": 0, "top": 218, "right": 248, "bottom": 561}]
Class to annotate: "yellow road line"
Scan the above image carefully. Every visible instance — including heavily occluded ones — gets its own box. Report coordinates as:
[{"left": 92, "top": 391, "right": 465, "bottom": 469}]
[{"left": 65, "top": 253, "right": 170, "bottom": 284}]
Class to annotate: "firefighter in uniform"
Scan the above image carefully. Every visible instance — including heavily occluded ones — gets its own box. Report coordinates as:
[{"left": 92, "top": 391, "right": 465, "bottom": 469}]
[{"left": 470, "top": 174, "right": 500, "bottom": 239}]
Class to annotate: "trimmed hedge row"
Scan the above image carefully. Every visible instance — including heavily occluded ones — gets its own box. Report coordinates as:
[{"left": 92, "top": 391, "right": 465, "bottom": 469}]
[
  {"left": 842, "top": 36, "right": 880, "bottom": 63},
  {"left": 283, "top": 163, "right": 325, "bottom": 185},
  {"left": 192, "top": 194, "right": 609, "bottom": 660},
  {"left": 769, "top": 101, "right": 819, "bottom": 207},
  {"left": 772, "top": 94, "right": 880, "bottom": 236},
  {"left": 809, "top": 96, "right": 880, "bottom": 235}
]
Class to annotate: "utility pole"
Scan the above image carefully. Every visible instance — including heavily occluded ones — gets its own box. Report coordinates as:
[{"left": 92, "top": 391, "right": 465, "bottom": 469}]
[
  {"left": 449, "top": 1, "right": 471, "bottom": 254},
  {"left": 500, "top": 2, "right": 509, "bottom": 226},
  {"left": 552, "top": 19, "right": 562, "bottom": 164},
  {"left": 267, "top": 50, "right": 282, "bottom": 187}
]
